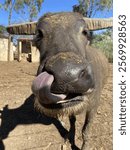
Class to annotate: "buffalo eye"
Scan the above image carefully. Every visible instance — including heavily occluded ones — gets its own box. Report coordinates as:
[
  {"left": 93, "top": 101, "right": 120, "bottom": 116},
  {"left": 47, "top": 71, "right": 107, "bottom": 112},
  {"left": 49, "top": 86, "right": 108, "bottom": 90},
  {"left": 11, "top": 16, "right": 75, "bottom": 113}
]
[
  {"left": 82, "top": 29, "right": 92, "bottom": 41},
  {"left": 82, "top": 30, "right": 88, "bottom": 36},
  {"left": 35, "top": 29, "right": 44, "bottom": 41},
  {"left": 33, "top": 29, "right": 44, "bottom": 48}
]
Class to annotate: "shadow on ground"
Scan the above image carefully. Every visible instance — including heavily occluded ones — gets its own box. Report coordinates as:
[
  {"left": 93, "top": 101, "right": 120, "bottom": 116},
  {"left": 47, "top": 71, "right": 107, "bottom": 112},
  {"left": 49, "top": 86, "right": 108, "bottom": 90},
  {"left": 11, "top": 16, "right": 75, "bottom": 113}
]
[{"left": 0, "top": 94, "right": 78, "bottom": 150}]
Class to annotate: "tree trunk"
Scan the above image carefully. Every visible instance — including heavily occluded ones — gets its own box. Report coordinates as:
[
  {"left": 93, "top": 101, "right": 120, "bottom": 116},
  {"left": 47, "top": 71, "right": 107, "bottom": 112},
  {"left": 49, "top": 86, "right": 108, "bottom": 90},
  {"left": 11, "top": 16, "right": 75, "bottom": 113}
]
[
  {"left": 8, "top": 0, "right": 14, "bottom": 61},
  {"left": 8, "top": 35, "right": 11, "bottom": 61}
]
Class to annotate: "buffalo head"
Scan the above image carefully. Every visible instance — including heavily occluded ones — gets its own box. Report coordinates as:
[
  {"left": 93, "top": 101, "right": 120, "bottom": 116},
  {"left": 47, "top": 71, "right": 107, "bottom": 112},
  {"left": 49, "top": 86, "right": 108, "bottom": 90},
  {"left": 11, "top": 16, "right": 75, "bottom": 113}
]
[
  {"left": 7, "top": 12, "right": 112, "bottom": 117},
  {"left": 31, "top": 12, "right": 111, "bottom": 117}
]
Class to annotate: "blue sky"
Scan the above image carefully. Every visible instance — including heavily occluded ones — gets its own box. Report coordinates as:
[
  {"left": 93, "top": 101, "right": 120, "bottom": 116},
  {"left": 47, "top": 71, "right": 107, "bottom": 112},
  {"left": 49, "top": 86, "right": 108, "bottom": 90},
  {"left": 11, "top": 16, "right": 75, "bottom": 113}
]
[{"left": 0, "top": 0, "right": 113, "bottom": 26}]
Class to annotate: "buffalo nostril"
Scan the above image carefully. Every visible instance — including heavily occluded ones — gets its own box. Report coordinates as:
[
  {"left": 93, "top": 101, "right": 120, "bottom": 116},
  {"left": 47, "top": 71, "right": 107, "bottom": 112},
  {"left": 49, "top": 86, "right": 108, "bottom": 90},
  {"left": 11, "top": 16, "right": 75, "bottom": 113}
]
[{"left": 79, "top": 69, "right": 87, "bottom": 78}]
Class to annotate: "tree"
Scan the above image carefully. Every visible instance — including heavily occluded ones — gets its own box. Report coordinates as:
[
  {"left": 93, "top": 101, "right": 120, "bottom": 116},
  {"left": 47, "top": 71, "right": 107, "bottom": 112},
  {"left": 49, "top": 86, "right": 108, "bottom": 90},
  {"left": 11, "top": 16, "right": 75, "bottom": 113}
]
[
  {"left": 73, "top": 0, "right": 112, "bottom": 17},
  {"left": 0, "top": 0, "right": 44, "bottom": 25},
  {"left": 14, "top": 0, "right": 44, "bottom": 22}
]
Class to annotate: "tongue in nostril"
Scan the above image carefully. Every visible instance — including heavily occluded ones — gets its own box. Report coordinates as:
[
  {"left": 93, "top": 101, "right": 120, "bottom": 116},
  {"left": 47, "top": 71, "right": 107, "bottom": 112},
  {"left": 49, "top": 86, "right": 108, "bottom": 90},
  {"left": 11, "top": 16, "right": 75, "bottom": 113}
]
[{"left": 32, "top": 71, "right": 66, "bottom": 104}]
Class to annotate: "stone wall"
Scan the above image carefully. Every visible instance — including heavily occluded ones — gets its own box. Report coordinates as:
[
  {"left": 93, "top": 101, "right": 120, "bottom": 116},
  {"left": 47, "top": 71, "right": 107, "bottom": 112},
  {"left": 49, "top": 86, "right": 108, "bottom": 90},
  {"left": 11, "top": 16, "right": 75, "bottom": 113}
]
[
  {"left": 17, "top": 39, "right": 39, "bottom": 62},
  {"left": 0, "top": 37, "right": 14, "bottom": 61},
  {"left": 31, "top": 45, "right": 40, "bottom": 62}
]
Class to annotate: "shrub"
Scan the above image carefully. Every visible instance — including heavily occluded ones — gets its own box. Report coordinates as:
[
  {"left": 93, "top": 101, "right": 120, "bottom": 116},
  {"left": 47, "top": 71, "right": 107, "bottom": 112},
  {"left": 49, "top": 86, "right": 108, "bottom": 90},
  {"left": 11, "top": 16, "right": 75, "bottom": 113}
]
[{"left": 91, "top": 29, "right": 113, "bottom": 63}]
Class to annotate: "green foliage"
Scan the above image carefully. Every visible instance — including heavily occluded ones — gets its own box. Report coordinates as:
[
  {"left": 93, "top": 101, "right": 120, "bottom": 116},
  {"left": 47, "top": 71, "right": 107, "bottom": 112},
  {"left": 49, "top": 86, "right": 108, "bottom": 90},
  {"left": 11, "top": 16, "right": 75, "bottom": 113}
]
[
  {"left": 14, "top": 0, "right": 44, "bottom": 21},
  {"left": 73, "top": 0, "right": 112, "bottom": 17},
  {"left": 0, "top": 0, "right": 44, "bottom": 24},
  {"left": 91, "top": 29, "right": 113, "bottom": 62}
]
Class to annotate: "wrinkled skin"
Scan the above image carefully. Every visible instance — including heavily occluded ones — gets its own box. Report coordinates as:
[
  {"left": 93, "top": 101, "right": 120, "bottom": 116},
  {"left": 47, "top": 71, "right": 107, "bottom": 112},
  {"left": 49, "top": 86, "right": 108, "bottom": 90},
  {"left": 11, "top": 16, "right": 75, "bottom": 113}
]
[{"left": 32, "top": 12, "right": 108, "bottom": 150}]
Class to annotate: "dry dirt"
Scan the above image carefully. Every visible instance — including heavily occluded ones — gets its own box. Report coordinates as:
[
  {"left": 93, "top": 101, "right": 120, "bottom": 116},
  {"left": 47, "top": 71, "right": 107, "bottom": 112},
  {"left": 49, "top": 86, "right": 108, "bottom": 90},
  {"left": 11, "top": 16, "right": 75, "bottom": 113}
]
[{"left": 0, "top": 61, "right": 112, "bottom": 150}]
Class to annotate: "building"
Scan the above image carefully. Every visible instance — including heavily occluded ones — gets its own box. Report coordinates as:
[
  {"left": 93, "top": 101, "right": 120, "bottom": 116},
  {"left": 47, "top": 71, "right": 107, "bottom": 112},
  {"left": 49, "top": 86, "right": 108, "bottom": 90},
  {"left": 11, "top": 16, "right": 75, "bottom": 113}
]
[
  {"left": 17, "top": 38, "right": 39, "bottom": 62},
  {"left": 6, "top": 21, "right": 39, "bottom": 62},
  {"left": 0, "top": 34, "right": 14, "bottom": 61}
]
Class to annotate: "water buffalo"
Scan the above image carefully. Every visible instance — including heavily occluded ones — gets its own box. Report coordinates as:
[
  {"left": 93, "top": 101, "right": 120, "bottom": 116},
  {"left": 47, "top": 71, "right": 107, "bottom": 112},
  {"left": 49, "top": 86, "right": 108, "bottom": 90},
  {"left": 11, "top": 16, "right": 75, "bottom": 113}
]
[{"left": 7, "top": 12, "right": 112, "bottom": 150}]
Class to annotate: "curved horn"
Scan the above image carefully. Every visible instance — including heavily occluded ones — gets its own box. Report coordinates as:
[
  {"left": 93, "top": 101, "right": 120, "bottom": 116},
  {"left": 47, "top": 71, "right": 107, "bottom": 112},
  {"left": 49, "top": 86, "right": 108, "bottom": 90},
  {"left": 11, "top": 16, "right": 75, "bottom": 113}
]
[
  {"left": 6, "top": 21, "right": 37, "bottom": 35},
  {"left": 83, "top": 18, "right": 113, "bottom": 31}
]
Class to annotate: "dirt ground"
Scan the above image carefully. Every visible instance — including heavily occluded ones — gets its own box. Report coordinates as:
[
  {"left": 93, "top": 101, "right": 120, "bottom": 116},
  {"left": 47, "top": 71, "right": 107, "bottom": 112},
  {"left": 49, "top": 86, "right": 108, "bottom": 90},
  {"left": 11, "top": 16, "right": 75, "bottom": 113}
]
[{"left": 0, "top": 61, "right": 112, "bottom": 150}]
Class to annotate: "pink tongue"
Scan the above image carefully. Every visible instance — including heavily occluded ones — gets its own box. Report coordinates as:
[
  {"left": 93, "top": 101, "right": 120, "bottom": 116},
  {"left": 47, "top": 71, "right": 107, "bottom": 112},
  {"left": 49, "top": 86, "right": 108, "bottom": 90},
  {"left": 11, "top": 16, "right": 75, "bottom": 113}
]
[{"left": 32, "top": 71, "right": 66, "bottom": 101}]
